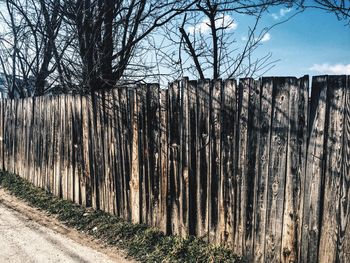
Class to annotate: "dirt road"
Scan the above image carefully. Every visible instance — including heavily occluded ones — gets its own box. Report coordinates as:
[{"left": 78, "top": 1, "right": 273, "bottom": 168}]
[{"left": 0, "top": 189, "right": 135, "bottom": 263}]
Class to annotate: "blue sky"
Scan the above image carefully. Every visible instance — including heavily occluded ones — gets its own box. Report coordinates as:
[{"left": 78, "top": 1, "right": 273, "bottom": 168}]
[{"left": 236, "top": 6, "right": 350, "bottom": 77}]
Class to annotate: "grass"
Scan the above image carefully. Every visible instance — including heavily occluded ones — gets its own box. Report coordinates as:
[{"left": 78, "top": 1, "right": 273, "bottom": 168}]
[{"left": 0, "top": 171, "right": 243, "bottom": 263}]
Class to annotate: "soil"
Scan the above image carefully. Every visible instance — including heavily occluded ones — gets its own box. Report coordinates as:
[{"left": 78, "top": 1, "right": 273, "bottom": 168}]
[{"left": 0, "top": 188, "right": 136, "bottom": 263}]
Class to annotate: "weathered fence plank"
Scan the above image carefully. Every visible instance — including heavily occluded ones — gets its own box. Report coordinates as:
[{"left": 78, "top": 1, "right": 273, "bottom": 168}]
[
  {"left": 253, "top": 77, "right": 273, "bottom": 263},
  {"left": 318, "top": 76, "right": 347, "bottom": 262},
  {"left": 169, "top": 80, "right": 181, "bottom": 235},
  {"left": 301, "top": 76, "right": 328, "bottom": 263},
  {"left": 209, "top": 79, "right": 221, "bottom": 244},
  {"left": 130, "top": 89, "right": 140, "bottom": 223},
  {"left": 235, "top": 78, "right": 250, "bottom": 255},
  {"left": 338, "top": 75, "right": 350, "bottom": 262},
  {"left": 220, "top": 79, "right": 237, "bottom": 247},
  {"left": 196, "top": 79, "right": 210, "bottom": 240},
  {"left": 159, "top": 89, "right": 169, "bottom": 233},
  {"left": 264, "top": 77, "right": 290, "bottom": 263},
  {"left": 246, "top": 79, "right": 260, "bottom": 260}
]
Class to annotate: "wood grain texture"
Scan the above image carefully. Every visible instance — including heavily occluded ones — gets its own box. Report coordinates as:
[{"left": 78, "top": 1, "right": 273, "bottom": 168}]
[
  {"left": 168, "top": 81, "right": 181, "bottom": 235},
  {"left": 301, "top": 76, "right": 328, "bottom": 263},
  {"left": 318, "top": 76, "right": 346, "bottom": 262},
  {"left": 264, "top": 77, "right": 289, "bottom": 263},
  {"left": 253, "top": 77, "right": 273, "bottom": 263},
  {"left": 130, "top": 89, "right": 140, "bottom": 224},
  {"left": 338, "top": 75, "right": 350, "bottom": 262},
  {"left": 246, "top": 79, "right": 260, "bottom": 260},
  {"left": 209, "top": 79, "right": 221, "bottom": 243},
  {"left": 220, "top": 79, "right": 237, "bottom": 247},
  {"left": 0, "top": 76, "right": 349, "bottom": 262},
  {"left": 196, "top": 79, "right": 210, "bottom": 241},
  {"left": 235, "top": 78, "right": 250, "bottom": 255}
]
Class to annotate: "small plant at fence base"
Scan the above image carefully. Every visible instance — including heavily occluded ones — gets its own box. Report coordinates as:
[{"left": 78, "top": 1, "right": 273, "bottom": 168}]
[{"left": 0, "top": 171, "right": 242, "bottom": 263}]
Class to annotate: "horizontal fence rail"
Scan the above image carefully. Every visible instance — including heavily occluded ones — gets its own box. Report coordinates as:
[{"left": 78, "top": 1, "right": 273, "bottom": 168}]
[{"left": 0, "top": 75, "right": 349, "bottom": 262}]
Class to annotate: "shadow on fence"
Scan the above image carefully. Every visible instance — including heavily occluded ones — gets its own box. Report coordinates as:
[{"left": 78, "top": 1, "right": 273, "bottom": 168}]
[{"left": 0, "top": 75, "right": 349, "bottom": 263}]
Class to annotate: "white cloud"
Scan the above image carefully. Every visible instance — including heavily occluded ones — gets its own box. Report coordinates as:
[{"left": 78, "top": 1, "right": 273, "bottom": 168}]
[
  {"left": 261, "top": 33, "right": 271, "bottom": 42},
  {"left": 241, "top": 32, "right": 271, "bottom": 42},
  {"left": 271, "top": 7, "right": 292, "bottom": 20},
  {"left": 309, "top": 63, "right": 350, "bottom": 74},
  {"left": 187, "top": 15, "right": 237, "bottom": 34}
]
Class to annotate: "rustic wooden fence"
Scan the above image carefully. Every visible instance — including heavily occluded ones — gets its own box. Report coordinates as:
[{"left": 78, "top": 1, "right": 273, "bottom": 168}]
[{"left": 0, "top": 75, "right": 349, "bottom": 262}]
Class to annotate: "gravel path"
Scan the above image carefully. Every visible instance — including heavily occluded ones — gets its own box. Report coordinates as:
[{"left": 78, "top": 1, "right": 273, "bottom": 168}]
[{"left": 0, "top": 189, "right": 135, "bottom": 263}]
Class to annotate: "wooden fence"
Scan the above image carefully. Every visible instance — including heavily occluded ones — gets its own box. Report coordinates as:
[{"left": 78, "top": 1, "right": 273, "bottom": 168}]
[{"left": 0, "top": 75, "right": 349, "bottom": 263}]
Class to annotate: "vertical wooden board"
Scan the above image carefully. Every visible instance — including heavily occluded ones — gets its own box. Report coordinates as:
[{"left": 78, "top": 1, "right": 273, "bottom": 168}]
[
  {"left": 130, "top": 89, "right": 141, "bottom": 223},
  {"left": 27, "top": 98, "right": 33, "bottom": 182},
  {"left": 7, "top": 98, "right": 12, "bottom": 173},
  {"left": 235, "top": 78, "right": 250, "bottom": 255},
  {"left": 100, "top": 91, "right": 110, "bottom": 213},
  {"left": 13, "top": 99, "right": 18, "bottom": 175},
  {"left": 246, "top": 79, "right": 261, "bottom": 260},
  {"left": 63, "top": 95, "right": 70, "bottom": 200},
  {"left": 47, "top": 96, "right": 56, "bottom": 194},
  {"left": 6, "top": 99, "right": 12, "bottom": 173},
  {"left": 0, "top": 99, "right": 2, "bottom": 170},
  {"left": 318, "top": 76, "right": 346, "bottom": 262},
  {"left": 120, "top": 87, "right": 131, "bottom": 219},
  {"left": 34, "top": 97, "right": 40, "bottom": 186},
  {"left": 301, "top": 76, "right": 328, "bottom": 263},
  {"left": 21, "top": 99, "right": 27, "bottom": 178},
  {"left": 106, "top": 90, "right": 115, "bottom": 214},
  {"left": 3, "top": 99, "right": 9, "bottom": 172},
  {"left": 88, "top": 94, "right": 97, "bottom": 208},
  {"left": 91, "top": 92, "right": 100, "bottom": 209},
  {"left": 281, "top": 77, "right": 302, "bottom": 263},
  {"left": 7, "top": 99, "right": 12, "bottom": 174},
  {"left": 296, "top": 76, "right": 309, "bottom": 262},
  {"left": 168, "top": 80, "right": 181, "bottom": 235},
  {"left": 53, "top": 96, "right": 62, "bottom": 197},
  {"left": 61, "top": 95, "right": 68, "bottom": 199},
  {"left": 188, "top": 81, "right": 197, "bottom": 236},
  {"left": 159, "top": 88, "right": 169, "bottom": 233},
  {"left": 42, "top": 96, "right": 48, "bottom": 190},
  {"left": 72, "top": 95, "right": 83, "bottom": 205},
  {"left": 219, "top": 79, "right": 237, "bottom": 247},
  {"left": 252, "top": 77, "right": 273, "bottom": 262},
  {"left": 11, "top": 99, "right": 16, "bottom": 174},
  {"left": 0, "top": 99, "right": 3, "bottom": 170},
  {"left": 264, "top": 77, "right": 290, "bottom": 263},
  {"left": 42, "top": 96, "right": 47, "bottom": 189},
  {"left": 14, "top": 99, "right": 21, "bottom": 176},
  {"left": 338, "top": 75, "right": 350, "bottom": 262},
  {"left": 209, "top": 79, "right": 221, "bottom": 243},
  {"left": 180, "top": 78, "right": 189, "bottom": 236},
  {"left": 196, "top": 79, "right": 210, "bottom": 241},
  {"left": 21, "top": 99, "right": 26, "bottom": 177},
  {"left": 37, "top": 96, "right": 42, "bottom": 188},
  {"left": 113, "top": 88, "right": 124, "bottom": 217},
  {"left": 95, "top": 91, "right": 105, "bottom": 211},
  {"left": 68, "top": 95, "right": 75, "bottom": 202},
  {"left": 1, "top": 98, "right": 5, "bottom": 170},
  {"left": 112, "top": 89, "right": 122, "bottom": 216},
  {"left": 137, "top": 85, "right": 148, "bottom": 224},
  {"left": 81, "top": 95, "right": 91, "bottom": 207},
  {"left": 147, "top": 84, "right": 161, "bottom": 228}
]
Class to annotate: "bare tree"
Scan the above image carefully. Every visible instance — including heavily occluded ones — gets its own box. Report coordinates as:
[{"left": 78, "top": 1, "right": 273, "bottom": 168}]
[
  {"left": 0, "top": 0, "right": 68, "bottom": 97},
  {"left": 302, "top": 0, "right": 350, "bottom": 24},
  {"left": 152, "top": 0, "right": 301, "bottom": 81},
  {"left": 59, "top": 0, "right": 200, "bottom": 92}
]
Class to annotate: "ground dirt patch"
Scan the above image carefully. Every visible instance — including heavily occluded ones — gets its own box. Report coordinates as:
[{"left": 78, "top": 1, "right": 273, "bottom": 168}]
[{"left": 0, "top": 172, "right": 242, "bottom": 263}]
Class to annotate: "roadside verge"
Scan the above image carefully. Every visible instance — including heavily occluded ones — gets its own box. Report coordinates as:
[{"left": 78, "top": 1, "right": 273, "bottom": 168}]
[{"left": 0, "top": 171, "right": 242, "bottom": 263}]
